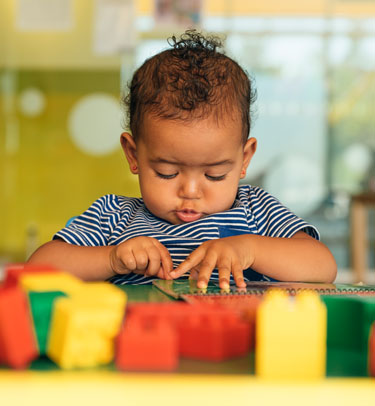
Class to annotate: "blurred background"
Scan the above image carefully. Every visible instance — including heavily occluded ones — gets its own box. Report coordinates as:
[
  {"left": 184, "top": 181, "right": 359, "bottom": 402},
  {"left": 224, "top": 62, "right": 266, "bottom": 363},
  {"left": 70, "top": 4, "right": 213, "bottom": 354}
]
[{"left": 0, "top": 0, "right": 374, "bottom": 282}]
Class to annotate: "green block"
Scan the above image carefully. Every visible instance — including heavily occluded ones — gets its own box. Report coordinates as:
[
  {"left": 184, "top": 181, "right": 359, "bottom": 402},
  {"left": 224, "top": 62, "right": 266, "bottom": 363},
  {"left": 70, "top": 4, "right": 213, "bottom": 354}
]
[
  {"left": 360, "top": 297, "right": 375, "bottom": 352},
  {"left": 327, "top": 349, "right": 368, "bottom": 377},
  {"left": 322, "top": 296, "right": 363, "bottom": 351},
  {"left": 322, "top": 295, "right": 375, "bottom": 376},
  {"left": 28, "top": 291, "right": 67, "bottom": 355}
]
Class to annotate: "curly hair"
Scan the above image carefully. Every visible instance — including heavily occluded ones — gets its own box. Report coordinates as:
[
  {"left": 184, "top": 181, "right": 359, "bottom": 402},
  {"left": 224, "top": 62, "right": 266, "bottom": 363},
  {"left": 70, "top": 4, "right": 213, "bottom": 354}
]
[{"left": 123, "top": 30, "right": 257, "bottom": 143}]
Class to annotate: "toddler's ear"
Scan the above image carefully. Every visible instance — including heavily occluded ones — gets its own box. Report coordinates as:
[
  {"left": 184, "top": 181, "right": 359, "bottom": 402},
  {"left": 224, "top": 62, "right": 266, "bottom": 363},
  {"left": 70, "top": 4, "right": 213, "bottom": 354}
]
[
  {"left": 241, "top": 137, "right": 257, "bottom": 179},
  {"left": 120, "top": 132, "right": 138, "bottom": 174}
]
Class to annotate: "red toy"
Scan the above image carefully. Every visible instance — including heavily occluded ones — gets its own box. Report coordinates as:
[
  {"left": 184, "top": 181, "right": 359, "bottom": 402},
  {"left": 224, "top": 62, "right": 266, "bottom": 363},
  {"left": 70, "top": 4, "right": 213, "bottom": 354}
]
[
  {"left": 115, "top": 313, "right": 178, "bottom": 371},
  {"left": 369, "top": 322, "right": 375, "bottom": 377},
  {"left": 0, "top": 286, "right": 38, "bottom": 368},
  {"left": 184, "top": 295, "right": 260, "bottom": 349},
  {"left": 121, "top": 302, "right": 251, "bottom": 365},
  {"left": 3, "top": 263, "right": 57, "bottom": 288},
  {"left": 179, "top": 309, "right": 251, "bottom": 361}
]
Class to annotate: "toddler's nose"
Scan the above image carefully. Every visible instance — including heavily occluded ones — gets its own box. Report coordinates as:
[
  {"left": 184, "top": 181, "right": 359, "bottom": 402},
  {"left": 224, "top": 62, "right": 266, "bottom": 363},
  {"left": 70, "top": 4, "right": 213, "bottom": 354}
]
[{"left": 178, "top": 177, "right": 201, "bottom": 199}]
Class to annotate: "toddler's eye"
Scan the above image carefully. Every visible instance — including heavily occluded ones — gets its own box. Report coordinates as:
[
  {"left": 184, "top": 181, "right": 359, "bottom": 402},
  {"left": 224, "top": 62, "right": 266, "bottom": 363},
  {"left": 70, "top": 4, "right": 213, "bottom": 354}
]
[
  {"left": 206, "top": 174, "right": 226, "bottom": 181},
  {"left": 155, "top": 171, "right": 178, "bottom": 180}
]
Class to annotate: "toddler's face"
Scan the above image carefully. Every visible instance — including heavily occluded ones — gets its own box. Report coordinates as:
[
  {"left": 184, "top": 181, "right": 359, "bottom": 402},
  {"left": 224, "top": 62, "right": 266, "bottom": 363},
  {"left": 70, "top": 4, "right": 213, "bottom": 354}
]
[{"left": 122, "top": 114, "right": 256, "bottom": 225}]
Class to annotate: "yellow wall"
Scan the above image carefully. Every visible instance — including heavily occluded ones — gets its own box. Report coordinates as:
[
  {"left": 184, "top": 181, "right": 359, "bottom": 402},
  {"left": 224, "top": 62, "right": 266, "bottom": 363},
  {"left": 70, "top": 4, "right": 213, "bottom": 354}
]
[
  {"left": 1, "top": 0, "right": 121, "bottom": 69},
  {"left": 1, "top": 0, "right": 373, "bottom": 69},
  {"left": 0, "top": 70, "right": 140, "bottom": 261},
  {"left": 204, "top": 0, "right": 375, "bottom": 16},
  {"left": 0, "top": 0, "right": 374, "bottom": 262}
]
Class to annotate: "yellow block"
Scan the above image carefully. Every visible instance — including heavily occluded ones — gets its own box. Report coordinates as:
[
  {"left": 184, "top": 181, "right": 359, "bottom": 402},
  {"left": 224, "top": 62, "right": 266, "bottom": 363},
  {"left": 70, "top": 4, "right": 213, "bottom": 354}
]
[
  {"left": 71, "top": 282, "right": 127, "bottom": 307},
  {"left": 47, "top": 283, "right": 127, "bottom": 369},
  {"left": 256, "top": 290, "right": 326, "bottom": 380},
  {"left": 19, "top": 272, "right": 83, "bottom": 295}
]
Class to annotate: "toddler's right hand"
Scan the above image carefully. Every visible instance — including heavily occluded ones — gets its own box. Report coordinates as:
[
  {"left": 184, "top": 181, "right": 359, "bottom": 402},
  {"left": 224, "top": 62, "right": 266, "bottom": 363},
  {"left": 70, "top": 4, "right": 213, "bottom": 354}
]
[{"left": 109, "top": 236, "right": 173, "bottom": 280}]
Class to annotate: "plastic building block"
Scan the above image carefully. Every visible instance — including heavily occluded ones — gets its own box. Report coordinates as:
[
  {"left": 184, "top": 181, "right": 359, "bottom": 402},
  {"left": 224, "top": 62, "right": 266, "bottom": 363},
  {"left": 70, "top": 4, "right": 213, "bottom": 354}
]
[
  {"left": 369, "top": 322, "right": 375, "bottom": 377},
  {"left": 322, "top": 296, "right": 364, "bottom": 351},
  {"left": 179, "top": 309, "right": 251, "bottom": 361},
  {"left": 3, "top": 263, "right": 58, "bottom": 288},
  {"left": 19, "top": 271, "right": 83, "bottom": 296},
  {"left": 184, "top": 295, "right": 261, "bottom": 349},
  {"left": 47, "top": 283, "right": 126, "bottom": 369},
  {"left": 69, "top": 282, "right": 128, "bottom": 311},
  {"left": 183, "top": 294, "right": 261, "bottom": 318},
  {"left": 0, "top": 286, "right": 38, "bottom": 368},
  {"left": 116, "top": 314, "right": 178, "bottom": 371},
  {"left": 322, "top": 296, "right": 375, "bottom": 376},
  {"left": 28, "top": 291, "right": 67, "bottom": 355},
  {"left": 126, "top": 302, "right": 251, "bottom": 362},
  {"left": 256, "top": 290, "right": 326, "bottom": 380},
  {"left": 127, "top": 302, "right": 194, "bottom": 326},
  {"left": 322, "top": 296, "right": 375, "bottom": 352}
]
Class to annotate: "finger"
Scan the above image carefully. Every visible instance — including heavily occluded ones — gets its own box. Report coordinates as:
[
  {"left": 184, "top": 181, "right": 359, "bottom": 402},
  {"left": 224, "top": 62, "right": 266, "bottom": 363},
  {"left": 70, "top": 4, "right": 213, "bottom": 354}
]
[
  {"left": 149, "top": 240, "right": 173, "bottom": 279},
  {"left": 120, "top": 250, "right": 137, "bottom": 273},
  {"left": 170, "top": 247, "right": 207, "bottom": 279},
  {"left": 155, "top": 267, "right": 168, "bottom": 279},
  {"left": 188, "top": 267, "right": 200, "bottom": 281},
  {"left": 132, "top": 247, "right": 149, "bottom": 271},
  {"left": 154, "top": 240, "right": 173, "bottom": 277},
  {"left": 196, "top": 250, "right": 218, "bottom": 289},
  {"left": 162, "top": 267, "right": 174, "bottom": 280},
  {"left": 155, "top": 264, "right": 174, "bottom": 280},
  {"left": 232, "top": 261, "right": 246, "bottom": 288},
  {"left": 144, "top": 245, "right": 162, "bottom": 276},
  {"left": 217, "top": 259, "right": 231, "bottom": 290}
]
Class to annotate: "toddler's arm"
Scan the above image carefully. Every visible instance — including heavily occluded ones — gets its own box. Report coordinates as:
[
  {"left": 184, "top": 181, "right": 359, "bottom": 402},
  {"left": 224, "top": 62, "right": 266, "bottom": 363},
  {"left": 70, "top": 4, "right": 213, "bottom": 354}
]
[
  {"left": 28, "top": 237, "right": 173, "bottom": 281},
  {"left": 170, "top": 231, "right": 337, "bottom": 289}
]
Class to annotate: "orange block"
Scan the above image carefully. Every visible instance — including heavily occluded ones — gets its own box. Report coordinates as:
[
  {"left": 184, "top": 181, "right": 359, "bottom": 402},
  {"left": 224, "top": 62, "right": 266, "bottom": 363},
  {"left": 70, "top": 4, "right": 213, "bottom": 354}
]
[
  {"left": 369, "top": 322, "right": 375, "bottom": 377},
  {"left": 116, "top": 314, "right": 178, "bottom": 371},
  {"left": 179, "top": 310, "right": 251, "bottom": 361},
  {"left": 124, "top": 302, "right": 251, "bottom": 364},
  {"left": 0, "top": 286, "right": 38, "bottom": 368}
]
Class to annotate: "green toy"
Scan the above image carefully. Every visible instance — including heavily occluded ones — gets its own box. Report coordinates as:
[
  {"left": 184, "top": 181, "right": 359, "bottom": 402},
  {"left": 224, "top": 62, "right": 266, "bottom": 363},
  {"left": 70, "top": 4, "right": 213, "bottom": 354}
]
[{"left": 28, "top": 291, "right": 67, "bottom": 355}]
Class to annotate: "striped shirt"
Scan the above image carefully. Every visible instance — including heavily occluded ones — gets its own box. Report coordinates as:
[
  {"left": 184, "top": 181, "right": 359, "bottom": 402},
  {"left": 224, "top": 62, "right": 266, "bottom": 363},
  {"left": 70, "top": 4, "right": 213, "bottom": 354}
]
[{"left": 53, "top": 185, "right": 319, "bottom": 285}]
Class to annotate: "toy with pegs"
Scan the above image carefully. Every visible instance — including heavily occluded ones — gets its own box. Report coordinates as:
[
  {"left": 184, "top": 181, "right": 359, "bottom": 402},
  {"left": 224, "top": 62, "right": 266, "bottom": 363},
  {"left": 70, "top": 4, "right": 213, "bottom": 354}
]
[{"left": 256, "top": 290, "right": 327, "bottom": 380}]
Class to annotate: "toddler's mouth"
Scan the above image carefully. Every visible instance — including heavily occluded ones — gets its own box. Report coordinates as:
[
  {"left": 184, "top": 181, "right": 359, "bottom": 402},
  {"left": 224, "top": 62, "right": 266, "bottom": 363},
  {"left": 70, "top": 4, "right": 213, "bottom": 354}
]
[{"left": 176, "top": 209, "right": 203, "bottom": 223}]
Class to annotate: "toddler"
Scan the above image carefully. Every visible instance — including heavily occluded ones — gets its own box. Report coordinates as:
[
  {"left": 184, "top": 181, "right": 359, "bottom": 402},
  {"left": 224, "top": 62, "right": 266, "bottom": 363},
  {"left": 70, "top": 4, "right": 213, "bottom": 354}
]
[{"left": 28, "top": 30, "right": 337, "bottom": 289}]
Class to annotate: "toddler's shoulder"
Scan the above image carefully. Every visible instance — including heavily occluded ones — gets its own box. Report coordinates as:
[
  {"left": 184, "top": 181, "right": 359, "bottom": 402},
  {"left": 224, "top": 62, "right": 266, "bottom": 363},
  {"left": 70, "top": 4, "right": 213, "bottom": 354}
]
[
  {"left": 93, "top": 194, "right": 143, "bottom": 210},
  {"left": 94, "top": 194, "right": 145, "bottom": 215},
  {"left": 237, "top": 184, "right": 274, "bottom": 204}
]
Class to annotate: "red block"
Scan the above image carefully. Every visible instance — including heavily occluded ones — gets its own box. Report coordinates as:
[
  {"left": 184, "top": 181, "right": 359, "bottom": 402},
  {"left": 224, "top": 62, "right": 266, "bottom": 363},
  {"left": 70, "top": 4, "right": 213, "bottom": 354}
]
[
  {"left": 369, "top": 322, "right": 375, "bottom": 377},
  {"left": 121, "top": 302, "right": 251, "bottom": 365},
  {"left": 185, "top": 295, "right": 261, "bottom": 349},
  {"left": 115, "top": 314, "right": 178, "bottom": 371},
  {"left": 3, "top": 263, "right": 58, "bottom": 288},
  {"left": 179, "top": 310, "right": 251, "bottom": 361},
  {"left": 128, "top": 302, "right": 192, "bottom": 322},
  {"left": 0, "top": 286, "right": 38, "bottom": 368}
]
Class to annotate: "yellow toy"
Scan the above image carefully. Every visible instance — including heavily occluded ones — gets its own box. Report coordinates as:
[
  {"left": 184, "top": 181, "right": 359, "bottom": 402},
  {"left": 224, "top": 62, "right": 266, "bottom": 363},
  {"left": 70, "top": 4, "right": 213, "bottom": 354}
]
[
  {"left": 19, "top": 272, "right": 83, "bottom": 296},
  {"left": 47, "top": 283, "right": 127, "bottom": 369},
  {"left": 256, "top": 290, "right": 326, "bottom": 380}
]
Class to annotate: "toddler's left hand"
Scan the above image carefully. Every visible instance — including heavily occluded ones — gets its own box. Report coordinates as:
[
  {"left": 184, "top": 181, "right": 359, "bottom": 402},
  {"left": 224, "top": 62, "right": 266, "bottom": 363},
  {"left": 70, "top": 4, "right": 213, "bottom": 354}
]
[{"left": 169, "top": 236, "right": 254, "bottom": 289}]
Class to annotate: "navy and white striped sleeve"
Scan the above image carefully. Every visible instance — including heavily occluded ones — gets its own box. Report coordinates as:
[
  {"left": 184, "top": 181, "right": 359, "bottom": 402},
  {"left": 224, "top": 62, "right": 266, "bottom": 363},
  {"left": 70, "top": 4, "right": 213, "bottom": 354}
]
[
  {"left": 53, "top": 195, "right": 121, "bottom": 246},
  {"left": 248, "top": 187, "right": 320, "bottom": 240}
]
